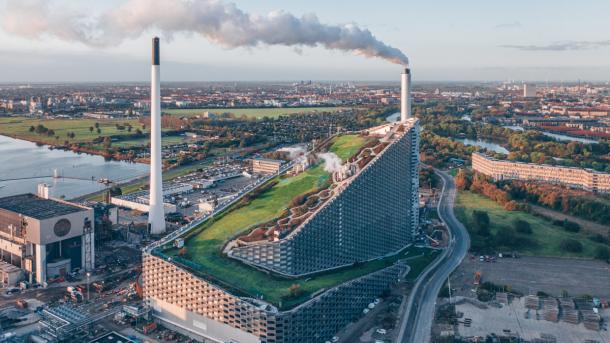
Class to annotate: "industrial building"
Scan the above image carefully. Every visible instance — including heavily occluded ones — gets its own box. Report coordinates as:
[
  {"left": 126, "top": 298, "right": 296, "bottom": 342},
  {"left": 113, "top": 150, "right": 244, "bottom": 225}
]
[
  {"left": 472, "top": 152, "right": 610, "bottom": 193},
  {"left": 144, "top": 119, "right": 420, "bottom": 343},
  {"left": 109, "top": 183, "right": 192, "bottom": 214},
  {"left": 0, "top": 192, "right": 94, "bottom": 285},
  {"left": 250, "top": 158, "right": 284, "bottom": 174},
  {"left": 141, "top": 61, "right": 419, "bottom": 342}
]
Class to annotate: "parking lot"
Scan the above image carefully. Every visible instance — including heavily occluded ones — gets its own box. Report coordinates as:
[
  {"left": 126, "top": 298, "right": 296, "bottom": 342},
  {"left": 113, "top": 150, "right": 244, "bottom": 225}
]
[{"left": 453, "top": 255, "right": 610, "bottom": 299}]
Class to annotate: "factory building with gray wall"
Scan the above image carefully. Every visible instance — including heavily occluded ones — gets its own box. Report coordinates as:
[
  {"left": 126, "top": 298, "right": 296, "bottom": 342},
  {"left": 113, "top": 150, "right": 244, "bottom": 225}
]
[{"left": 0, "top": 192, "right": 95, "bottom": 285}]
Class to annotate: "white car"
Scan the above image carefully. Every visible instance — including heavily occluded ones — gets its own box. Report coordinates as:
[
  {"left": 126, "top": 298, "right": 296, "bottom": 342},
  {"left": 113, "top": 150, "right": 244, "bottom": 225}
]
[
  {"left": 363, "top": 308, "right": 370, "bottom": 314},
  {"left": 331, "top": 336, "right": 339, "bottom": 342},
  {"left": 376, "top": 328, "right": 387, "bottom": 335}
]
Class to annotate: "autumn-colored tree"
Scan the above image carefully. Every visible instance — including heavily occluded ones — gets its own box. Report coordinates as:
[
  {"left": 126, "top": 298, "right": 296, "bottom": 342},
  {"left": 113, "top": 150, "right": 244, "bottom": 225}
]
[{"left": 454, "top": 169, "right": 471, "bottom": 190}]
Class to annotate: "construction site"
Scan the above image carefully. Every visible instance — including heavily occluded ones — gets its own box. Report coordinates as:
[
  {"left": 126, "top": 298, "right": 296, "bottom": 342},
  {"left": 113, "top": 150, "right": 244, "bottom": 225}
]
[
  {"left": 449, "top": 294, "right": 610, "bottom": 343},
  {"left": 433, "top": 253, "right": 610, "bottom": 343}
]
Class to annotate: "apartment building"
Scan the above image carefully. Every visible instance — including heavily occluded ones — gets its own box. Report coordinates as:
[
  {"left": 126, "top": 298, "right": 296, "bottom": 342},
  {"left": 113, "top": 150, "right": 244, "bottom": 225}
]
[{"left": 472, "top": 152, "right": 610, "bottom": 193}]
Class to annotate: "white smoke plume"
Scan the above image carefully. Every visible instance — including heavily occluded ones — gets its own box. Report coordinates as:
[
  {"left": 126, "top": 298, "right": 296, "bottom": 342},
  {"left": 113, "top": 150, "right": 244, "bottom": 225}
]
[
  {"left": 280, "top": 146, "right": 306, "bottom": 160},
  {"left": 317, "top": 152, "right": 343, "bottom": 173},
  {"left": 1, "top": 0, "right": 409, "bottom": 65}
]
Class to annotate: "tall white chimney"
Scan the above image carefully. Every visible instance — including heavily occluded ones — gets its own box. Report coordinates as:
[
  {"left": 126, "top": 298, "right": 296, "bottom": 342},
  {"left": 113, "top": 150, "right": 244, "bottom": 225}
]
[
  {"left": 400, "top": 67, "right": 411, "bottom": 121},
  {"left": 148, "top": 37, "right": 166, "bottom": 235}
]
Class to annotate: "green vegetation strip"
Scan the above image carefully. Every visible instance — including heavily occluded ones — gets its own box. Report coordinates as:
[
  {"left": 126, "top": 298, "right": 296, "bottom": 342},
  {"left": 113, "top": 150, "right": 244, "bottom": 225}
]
[
  {"left": 161, "top": 244, "right": 437, "bottom": 310},
  {"left": 454, "top": 191, "right": 608, "bottom": 259},
  {"left": 0, "top": 117, "right": 145, "bottom": 144},
  {"left": 163, "top": 107, "right": 349, "bottom": 119}
]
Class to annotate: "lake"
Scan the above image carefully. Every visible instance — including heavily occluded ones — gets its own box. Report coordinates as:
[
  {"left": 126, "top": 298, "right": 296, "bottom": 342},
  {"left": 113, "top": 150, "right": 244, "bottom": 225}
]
[
  {"left": 503, "top": 125, "right": 598, "bottom": 144},
  {"left": 0, "top": 135, "right": 148, "bottom": 199},
  {"left": 455, "top": 138, "right": 510, "bottom": 154}
]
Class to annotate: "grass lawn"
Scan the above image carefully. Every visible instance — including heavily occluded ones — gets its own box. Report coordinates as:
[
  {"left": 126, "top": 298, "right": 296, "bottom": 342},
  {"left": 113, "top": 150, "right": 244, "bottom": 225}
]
[
  {"left": 329, "top": 134, "right": 370, "bottom": 161},
  {"left": 162, "top": 243, "right": 437, "bottom": 310},
  {"left": 163, "top": 107, "right": 348, "bottom": 119},
  {"left": 0, "top": 117, "right": 146, "bottom": 144},
  {"left": 112, "top": 135, "right": 188, "bottom": 148},
  {"left": 454, "top": 191, "right": 607, "bottom": 258},
  {"left": 158, "top": 134, "right": 430, "bottom": 309}
]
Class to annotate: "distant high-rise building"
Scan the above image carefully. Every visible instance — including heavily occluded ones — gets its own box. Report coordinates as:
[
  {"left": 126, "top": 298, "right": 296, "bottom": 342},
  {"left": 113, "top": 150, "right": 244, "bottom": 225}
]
[{"left": 523, "top": 83, "right": 537, "bottom": 98}]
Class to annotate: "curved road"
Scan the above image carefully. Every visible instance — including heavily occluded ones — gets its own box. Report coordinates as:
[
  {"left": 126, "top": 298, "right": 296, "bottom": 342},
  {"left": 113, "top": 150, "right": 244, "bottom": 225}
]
[{"left": 396, "top": 169, "right": 470, "bottom": 343}]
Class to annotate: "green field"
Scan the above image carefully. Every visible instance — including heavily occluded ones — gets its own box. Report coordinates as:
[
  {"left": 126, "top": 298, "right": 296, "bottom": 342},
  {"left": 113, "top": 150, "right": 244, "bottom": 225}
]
[
  {"left": 112, "top": 135, "right": 188, "bottom": 148},
  {"left": 0, "top": 117, "right": 146, "bottom": 144},
  {"left": 454, "top": 191, "right": 607, "bottom": 258},
  {"left": 330, "top": 134, "right": 370, "bottom": 161},
  {"left": 163, "top": 107, "right": 348, "bottom": 119},
  {"left": 158, "top": 134, "right": 434, "bottom": 309}
]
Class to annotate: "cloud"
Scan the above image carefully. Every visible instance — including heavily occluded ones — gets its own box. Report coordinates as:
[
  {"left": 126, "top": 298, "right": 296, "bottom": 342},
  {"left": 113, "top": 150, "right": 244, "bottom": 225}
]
[
  {"left": 493, "top": 21, "right": 522, "bottom": 29},
  {"left": 500, "top": 40, "right": 610, "bottom": 51},
  {"left": 0, "top": 0, "right": 409, "bottom": 66}
]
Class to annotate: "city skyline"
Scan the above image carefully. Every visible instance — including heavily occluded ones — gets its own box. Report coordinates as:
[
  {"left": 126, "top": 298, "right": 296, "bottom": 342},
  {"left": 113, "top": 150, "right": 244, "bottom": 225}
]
[{"left": 1, "top": 0, "right": 610, "bottom": 82}]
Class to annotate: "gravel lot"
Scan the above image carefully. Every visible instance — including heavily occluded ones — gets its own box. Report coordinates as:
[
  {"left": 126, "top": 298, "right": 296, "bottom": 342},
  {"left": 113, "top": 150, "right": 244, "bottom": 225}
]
[
  {"left": 456, "top": 297, "right": 610, "bottom": 343},
  {"left": 453, "top": 255, "right": 610, "bottom": 298}
]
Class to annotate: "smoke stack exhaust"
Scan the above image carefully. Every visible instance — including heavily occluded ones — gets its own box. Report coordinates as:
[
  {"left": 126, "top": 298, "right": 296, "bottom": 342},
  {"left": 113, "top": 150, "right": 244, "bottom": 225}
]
[
  {"left": 400, "top": 67, "right": 411, "bottom": 121},
  {"left": 148, "top": 37, "right": 166, "bottom": 235}
]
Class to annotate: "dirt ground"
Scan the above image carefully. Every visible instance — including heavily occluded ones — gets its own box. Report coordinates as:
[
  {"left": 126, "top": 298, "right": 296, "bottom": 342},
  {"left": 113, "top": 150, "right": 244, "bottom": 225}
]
[
  {"left": 453, "top": 255, "right": 610, "bottom": 299},
  {"left": 455, "top": 297, "right": 610, "bottom": 343}
]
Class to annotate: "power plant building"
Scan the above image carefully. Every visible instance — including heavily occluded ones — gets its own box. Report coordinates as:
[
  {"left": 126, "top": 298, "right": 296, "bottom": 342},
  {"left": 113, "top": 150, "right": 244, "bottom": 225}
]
[
  {"left": 0, "top": 193, "right": 95, "bottom": 285},
  {"left": 143, "top": 120, "right": 420, "bottom": 343},
  {"left": 141, "top": 52, "right": 419, "bottom": 342}
]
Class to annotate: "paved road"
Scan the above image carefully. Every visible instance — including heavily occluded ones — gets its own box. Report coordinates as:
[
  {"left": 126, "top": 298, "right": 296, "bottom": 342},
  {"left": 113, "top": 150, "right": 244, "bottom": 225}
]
[{"left": 396, "top": 169, "right": 470, "bottom": 343}]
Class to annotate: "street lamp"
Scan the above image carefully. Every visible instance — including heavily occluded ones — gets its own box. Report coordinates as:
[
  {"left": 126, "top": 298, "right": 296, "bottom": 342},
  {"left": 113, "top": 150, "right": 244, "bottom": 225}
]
[{"left": 86, "top": 272, "right": 91, "bottom": 302}]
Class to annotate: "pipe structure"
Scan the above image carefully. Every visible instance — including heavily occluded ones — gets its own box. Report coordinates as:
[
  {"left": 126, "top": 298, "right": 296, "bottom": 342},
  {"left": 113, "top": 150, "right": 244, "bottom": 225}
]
[
  {"left": 148, "top": 37, "right": 166, "bottom": 235},
  {"left": 400, "top": 67, "right": 411, "bottom": 121}
]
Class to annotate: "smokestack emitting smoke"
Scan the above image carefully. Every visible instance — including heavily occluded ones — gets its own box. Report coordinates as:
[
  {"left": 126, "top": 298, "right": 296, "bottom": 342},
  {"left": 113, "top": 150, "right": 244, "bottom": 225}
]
[
  {"left": 1, "top": 0, "right": 408, "bottom": 66},
  {"left": 400, "top": 67, "right": 411, "bottom": 121},
  {"left": 148, "top": 37, "right": 166, "bottom": 235},
  {"left": 318, "top": 153, "right": 343, "bottom": 173}
]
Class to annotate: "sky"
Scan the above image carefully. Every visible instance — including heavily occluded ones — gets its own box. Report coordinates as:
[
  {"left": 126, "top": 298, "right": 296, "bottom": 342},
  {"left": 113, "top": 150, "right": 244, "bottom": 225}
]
[{"left": 0, "top": 0, "right": 609, "bottom": 82}]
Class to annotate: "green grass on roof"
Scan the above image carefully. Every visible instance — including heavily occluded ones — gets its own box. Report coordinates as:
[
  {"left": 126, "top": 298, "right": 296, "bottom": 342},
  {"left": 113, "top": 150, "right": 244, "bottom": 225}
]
[{"left": 329, "top": 134, "right": 369, "bottom": 161}]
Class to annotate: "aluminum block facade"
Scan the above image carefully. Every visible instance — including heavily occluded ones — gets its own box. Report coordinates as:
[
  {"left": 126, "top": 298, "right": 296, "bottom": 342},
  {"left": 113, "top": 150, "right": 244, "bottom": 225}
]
[{"left": 143, "top": 254, "right": 408, "bottom": 343}]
